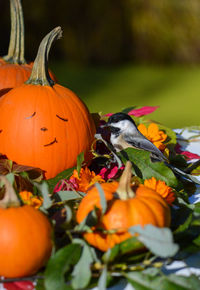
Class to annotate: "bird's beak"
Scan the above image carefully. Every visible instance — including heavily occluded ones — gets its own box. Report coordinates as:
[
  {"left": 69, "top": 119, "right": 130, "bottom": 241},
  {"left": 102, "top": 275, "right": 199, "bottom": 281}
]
[{"left": 100, "top": 123, "right": 109, "bottom": 128}]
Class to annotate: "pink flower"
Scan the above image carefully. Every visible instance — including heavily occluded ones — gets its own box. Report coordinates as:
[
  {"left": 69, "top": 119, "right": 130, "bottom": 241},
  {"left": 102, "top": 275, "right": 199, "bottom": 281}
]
[
  {"left": 128, "top": 106, "right": 159, "bottom": 117},
  {"left": 53, "top": 177, "right": 79, "bottom": 193},
  {"left": 99, "top": 165, "right": 125, "bottom": 180},
  {"left": 175, "top": 143, "right": 200, "bottom": 160},
  {"left": 103, "top": 113, "right": 113, "bottom": 117},
  {"left": 102, "top": 106, "right": 159, "bottom": 119}
]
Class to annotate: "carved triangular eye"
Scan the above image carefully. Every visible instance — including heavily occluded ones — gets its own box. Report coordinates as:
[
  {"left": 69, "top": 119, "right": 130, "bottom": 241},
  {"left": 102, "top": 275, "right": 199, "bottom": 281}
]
[{"left": 56, "top": 115, "right": 68, "bottom": 122}]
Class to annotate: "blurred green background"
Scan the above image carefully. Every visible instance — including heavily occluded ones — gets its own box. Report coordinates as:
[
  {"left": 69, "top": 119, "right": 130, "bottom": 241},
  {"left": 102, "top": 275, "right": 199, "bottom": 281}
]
[{"left": 1, "top": 0, "right": 200, "bottom": 128}]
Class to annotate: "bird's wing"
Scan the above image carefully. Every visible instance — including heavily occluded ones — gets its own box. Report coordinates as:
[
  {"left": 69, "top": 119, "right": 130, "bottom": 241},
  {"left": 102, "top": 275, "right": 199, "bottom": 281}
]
[{"left": 123, "top": 133, "right": 167, "bottom": 161}]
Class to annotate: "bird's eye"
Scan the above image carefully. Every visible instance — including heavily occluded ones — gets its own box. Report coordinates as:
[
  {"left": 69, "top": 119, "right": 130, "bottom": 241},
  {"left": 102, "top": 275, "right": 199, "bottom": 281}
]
[{"left": 110, "top": 126, "right": 120, "bottom": 134}]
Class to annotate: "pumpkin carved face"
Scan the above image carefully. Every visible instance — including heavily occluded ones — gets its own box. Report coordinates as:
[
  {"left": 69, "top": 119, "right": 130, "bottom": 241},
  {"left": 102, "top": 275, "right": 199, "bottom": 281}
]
[
  {"left": 0, "top": 84, "right": 95, "bottom": 179},
  {"left": 0, "top": 27, "right": 95, "bottom": 179}
]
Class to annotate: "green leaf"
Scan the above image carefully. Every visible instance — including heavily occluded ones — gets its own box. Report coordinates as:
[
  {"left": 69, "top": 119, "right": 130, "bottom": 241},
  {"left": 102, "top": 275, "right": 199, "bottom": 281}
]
[
  {"left": 95, "top": 183, "right": 107, "bottom": 215},
  {"left": 34, "top": 181, "right": 52, "bottom": 210},
  {"left": 121, "top": 106, "right": 136, "bottom": 114},
  {"left": 191, "top": 164, "right": 200, "bottom": 176},
  {"left": 167, "top": 274, "right": 200, "bottom": 290},
  {"left": 56, "top": 190, "right": 84, "bottom": 202},
  {"left": 44, "top": 243, "right": 82, "bottom": 290},
  {"left": 76, "top": 152, "right": 84, "bottom": 175},
  {"left": 97, "top": 266, "right": 107, "bottom": 290},
  {"left": 5, "top": 173, "right": 15, "bottom": 185},
  {"left": 174, "top": 212, "right": 193, "bottom": 233},
  {"left": 193, "top": 235, "right": 200, "bottom": 246},
  {"left": 47, "top": 167, "right": 75, "bottom": 194},
  {"left": 125, "top": 272, "right": 200, "bottom": 290},
  {"left": 102, "top": 237, "right": 144, "bottom": 263},
  {"left": 158, "top": 123, "right": 177, "bottom": 148},
  {"left": 129, "top": 225, "right": 179, "bottom": 258},
  {"left": 72, "top": 239, "right": 95, "bottom": 289},
  {"left": 118, "top": 148, "right": 178, "bottom": 188}
]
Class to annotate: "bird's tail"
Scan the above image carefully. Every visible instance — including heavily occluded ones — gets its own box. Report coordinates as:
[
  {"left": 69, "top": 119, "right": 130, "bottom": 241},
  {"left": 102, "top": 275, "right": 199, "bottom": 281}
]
[{"left": 166, "top": 163, "right": 200, "bottom": 185}]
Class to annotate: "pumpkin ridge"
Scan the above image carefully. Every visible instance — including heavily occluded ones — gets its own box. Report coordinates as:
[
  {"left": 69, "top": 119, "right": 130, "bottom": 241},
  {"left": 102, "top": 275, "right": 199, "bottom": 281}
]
[
  {"left": 135, "top": 197, "right": 169, "bottom": 227},
  {"left": 19, "top": 206, "right": 52, "bottom": 265},
  {"left": 139, "top": 192, "right": 169, "bottom": 210},
  {"left": 57, "top": 85, "right": 92, "bottom": 160},
  {"left": 64, "top": 92, "right": 81, "bottom": 162},
  {"left": 69, "top": 91, "right": 95, "bottom": 140},
  {"left": 129, "top": 198, "right": 159, "bottom": 226},
  {"left": 57, "top": 87, "right": 76, "bottom": 168},
  {"left": 0, "top": 205, "right": 52, "bottom": 277},
  {"left": 136, "top": 186, "right": 169, "bottom": 208}
]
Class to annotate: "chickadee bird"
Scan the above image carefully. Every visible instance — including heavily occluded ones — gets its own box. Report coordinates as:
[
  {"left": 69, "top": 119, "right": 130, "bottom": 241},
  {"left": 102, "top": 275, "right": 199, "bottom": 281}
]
[
  {"left": 101, "top": 112, "right": 200, "bottom": 185},
  {"left": 105, "top": 112, "right": 168, "bottom": 162}
]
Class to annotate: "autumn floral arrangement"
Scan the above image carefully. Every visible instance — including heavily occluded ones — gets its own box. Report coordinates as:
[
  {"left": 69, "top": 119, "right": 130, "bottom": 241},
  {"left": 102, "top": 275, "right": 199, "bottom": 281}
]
[{"left": 1, "top": 1, "right": 200, "bottom": 290}]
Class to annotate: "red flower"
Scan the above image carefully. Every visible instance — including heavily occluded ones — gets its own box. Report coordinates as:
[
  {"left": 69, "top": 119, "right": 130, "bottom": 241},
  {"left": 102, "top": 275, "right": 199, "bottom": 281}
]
[
  {"left": 175, "top": 143, "right": 200, "bottom": 160},
  {"left": 3, "top": 281, "right": 35, "bottom": 290}
]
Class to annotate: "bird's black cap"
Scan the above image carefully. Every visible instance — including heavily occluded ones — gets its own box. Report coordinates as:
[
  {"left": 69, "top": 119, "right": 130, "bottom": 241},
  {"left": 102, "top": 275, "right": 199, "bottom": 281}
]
[{"left": 107, "top": 112, "right": 136, "bottom": 125}]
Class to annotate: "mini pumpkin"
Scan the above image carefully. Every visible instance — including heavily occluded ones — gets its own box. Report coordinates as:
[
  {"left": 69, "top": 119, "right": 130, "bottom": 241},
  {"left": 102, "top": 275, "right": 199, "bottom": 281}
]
[
  {"left": 0, "top": 0, "right": 56, "bottom": 94},
  {"left": 0, "top": 0, "right": 32, "bottom": 91},
  {"left": 0, "top": 176, "right": 52, "bottom": 278},
  {"left": 76, "top": 161, "right": 171, "bottom": 251},
  {"left": 0, "top": 27, "right": 95, "bottom": 179}
]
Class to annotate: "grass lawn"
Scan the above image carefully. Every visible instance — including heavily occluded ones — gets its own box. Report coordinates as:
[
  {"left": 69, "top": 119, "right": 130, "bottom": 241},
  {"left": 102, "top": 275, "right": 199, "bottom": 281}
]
[{"left": 51, "top": 62, "right": 200, "bottom": 129}]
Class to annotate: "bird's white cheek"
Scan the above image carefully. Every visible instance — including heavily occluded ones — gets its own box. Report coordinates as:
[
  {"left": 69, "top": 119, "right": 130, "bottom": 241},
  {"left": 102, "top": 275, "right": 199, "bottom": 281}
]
[{"left": 110, "top": 134, "right": 122, "bottom": 152}]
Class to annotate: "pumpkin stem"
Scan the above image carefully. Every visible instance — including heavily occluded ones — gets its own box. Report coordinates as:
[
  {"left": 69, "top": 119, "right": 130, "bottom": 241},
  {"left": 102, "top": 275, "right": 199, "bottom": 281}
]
[
  {"left": 26, "top": 27, "right": 62, "bottom": 86},
  {"left": 0, "top": 176, "right": 20, "bottom": 208},
  {"left": 116, "top": 161, "right": 135, "bottom": 200},
  {"left": 3, "top": 0, "right": 26, "bottom": 64}
]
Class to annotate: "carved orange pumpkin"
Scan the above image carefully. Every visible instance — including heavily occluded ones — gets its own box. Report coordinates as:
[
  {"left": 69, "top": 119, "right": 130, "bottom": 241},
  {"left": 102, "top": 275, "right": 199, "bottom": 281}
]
[
  {"left": 0, "top": 27, "right": 95, "bottom": 179},
  {"left": 0, "top": 176, "right": 52, "bottom": 278},
  {"left": 76, "top": 162, "right": 171, "bottom": 251}
]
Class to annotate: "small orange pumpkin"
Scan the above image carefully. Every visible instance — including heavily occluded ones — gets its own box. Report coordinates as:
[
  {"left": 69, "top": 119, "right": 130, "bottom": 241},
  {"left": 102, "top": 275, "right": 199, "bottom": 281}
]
[
  {"left": 0, "top": 0, "right": 56, "bottom": 94},
  {"left": 0, "top": 0, "right": 32, "bottom": 91},
  {"left": 0, "top": 176, "right": 52, "bottom": 278},
  {"left": 0, "top": 27, "right": 95, "bottom": 179},
  {"left": 76, "top": 161, "right": 171, "bottom": 251}
]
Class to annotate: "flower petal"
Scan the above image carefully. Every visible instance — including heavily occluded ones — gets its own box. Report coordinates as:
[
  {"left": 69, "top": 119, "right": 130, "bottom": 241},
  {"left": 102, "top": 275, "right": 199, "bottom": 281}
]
[{"left": 128, "top": 106, "right": 159, "bottom": 117}]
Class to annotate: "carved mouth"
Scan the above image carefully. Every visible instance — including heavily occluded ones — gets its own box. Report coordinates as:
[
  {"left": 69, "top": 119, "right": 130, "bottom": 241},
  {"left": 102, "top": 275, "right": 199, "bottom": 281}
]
[{"left": 44, "top": 137, "right": 58, "bottom": 147}]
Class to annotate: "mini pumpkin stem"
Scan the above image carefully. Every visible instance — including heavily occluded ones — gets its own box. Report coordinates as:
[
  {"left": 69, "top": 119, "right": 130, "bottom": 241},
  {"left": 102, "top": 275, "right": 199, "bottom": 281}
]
[
  {"left": 0, "top": 176, "right": 20, "bottom": 208},
  {"left": 26, "top": 27, "right": 62, "bottom": 86},
  {"left": 116, "top": 161, "right": 135, "bottom": 200},
  {"left": 3, "top": 0, "right": 26, "bottom": 64}
]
